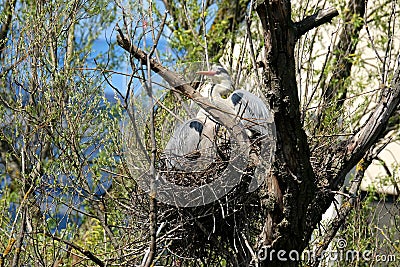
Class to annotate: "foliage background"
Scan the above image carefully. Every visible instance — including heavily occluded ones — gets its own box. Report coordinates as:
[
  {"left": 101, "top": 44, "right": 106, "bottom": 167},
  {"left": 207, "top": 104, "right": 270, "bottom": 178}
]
[{"left": 0, "top": 0, "right": 399, "bottom": 266}]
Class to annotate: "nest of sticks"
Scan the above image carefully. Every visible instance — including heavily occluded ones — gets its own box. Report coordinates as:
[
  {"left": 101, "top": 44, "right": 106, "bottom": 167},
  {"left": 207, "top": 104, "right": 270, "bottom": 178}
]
[{"left": 153, "top": 135, "right": 266, "bottom": 266}]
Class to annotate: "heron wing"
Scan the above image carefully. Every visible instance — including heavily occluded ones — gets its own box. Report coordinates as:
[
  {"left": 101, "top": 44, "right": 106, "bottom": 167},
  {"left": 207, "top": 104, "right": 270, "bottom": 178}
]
[
  {"left": 230, "top": 89, "right": 273, "bottom": 135},
  {"left": 164, "top": 118, "right": 217, "bottom": 170},
  {"left": 165, "top": 119, "right": 203, "bottom": 157}
]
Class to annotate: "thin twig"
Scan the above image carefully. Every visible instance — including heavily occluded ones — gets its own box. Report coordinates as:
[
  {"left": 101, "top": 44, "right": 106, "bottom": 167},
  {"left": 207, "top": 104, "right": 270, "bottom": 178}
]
[
  {"left": 245, "top": 15, "right": 260, "bottom": 87},
  {"left": 44, "top": 232, "right": 105, "bottom": 267},
  {"left": 311, "top": 154, "right": 372, "bottom": 267},
  {"left": 143, "top": 22, "right": 158, "bottom": 264}
]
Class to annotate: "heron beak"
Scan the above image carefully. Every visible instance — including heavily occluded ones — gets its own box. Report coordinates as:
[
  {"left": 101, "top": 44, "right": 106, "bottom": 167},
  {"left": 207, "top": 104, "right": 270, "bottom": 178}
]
[{"left": 196, "top": 70, "right": 217, "bottom": 76}]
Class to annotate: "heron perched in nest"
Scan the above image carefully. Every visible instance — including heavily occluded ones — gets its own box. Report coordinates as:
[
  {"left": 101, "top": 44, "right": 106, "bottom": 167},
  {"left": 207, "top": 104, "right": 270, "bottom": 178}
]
[
  {"left": 163, "top": 65, "right": 273, "bottom": 173},
  {"left": 196, "top": 65, "right": 273, "bottom": 138},
  {"left": 163, "top": 111, "right": 218, "bottom": 171}
]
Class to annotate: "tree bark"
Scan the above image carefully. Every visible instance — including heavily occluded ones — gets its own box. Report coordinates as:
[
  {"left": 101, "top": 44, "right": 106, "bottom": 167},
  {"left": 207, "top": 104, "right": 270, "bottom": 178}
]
[
  {"left": 117, "top": 1, "right": 400, "bottom": 265},
  {"left": 256, "top": 1, "right": 319, "bottom": 264},
  {"left": 255, "top": 0, "right": 400, "bottom": 265}
]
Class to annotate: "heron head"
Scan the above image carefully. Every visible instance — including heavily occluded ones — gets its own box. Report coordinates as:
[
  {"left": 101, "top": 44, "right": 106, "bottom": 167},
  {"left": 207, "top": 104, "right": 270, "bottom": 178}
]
[{"left": 196, "top": 65, "right": 233, "bottom": 97}]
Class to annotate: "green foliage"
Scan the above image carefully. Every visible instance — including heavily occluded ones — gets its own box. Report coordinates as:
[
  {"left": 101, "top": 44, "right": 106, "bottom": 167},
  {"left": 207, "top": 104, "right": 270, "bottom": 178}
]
[
  {"left": 0, "top": 0, "right": 126, "bottom": 265},
  {"left": 1, "top": 0, "right": 399, "bottom": 265},
  {"left": 335, "top": 191, "right": 400, "bottom": 267},
  {"left": 164, "top": 0, "right": 249, "bottom": 62}
]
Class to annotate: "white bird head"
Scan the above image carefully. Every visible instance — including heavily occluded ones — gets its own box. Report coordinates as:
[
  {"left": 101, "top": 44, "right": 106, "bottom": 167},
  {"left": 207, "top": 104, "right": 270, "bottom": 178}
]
[{"left": 197, "top": 65, "right": 233, "bottom": 98}]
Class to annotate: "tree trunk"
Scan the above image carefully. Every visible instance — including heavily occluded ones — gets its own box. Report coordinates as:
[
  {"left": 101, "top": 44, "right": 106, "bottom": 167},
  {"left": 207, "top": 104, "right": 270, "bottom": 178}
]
[
  {"left": 255, "top": 0, "right": 400, "bottom": 266},
  {"left": 256, "top": 1, "right": 336, "bottom": 265}
]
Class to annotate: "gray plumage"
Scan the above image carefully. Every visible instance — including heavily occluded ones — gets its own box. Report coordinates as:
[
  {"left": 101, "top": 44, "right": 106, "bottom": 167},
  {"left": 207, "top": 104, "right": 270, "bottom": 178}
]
[
  {"left": 198, "top": 65, "right": 273, "bottom": 137},
  {"left": 229, "top": 89, "right": 273, "bottom": 137},
  {"left": 164, "top": 115, "right": 217, "bottom": 170},
  {"left": 164, "top": 65, "right": 273, "bottom": 171}
]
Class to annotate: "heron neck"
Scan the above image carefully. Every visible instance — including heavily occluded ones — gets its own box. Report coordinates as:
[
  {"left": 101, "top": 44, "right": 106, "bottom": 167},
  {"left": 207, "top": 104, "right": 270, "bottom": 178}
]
[{"left": 209, "top": 83, "right": 232, "bottom": 101}]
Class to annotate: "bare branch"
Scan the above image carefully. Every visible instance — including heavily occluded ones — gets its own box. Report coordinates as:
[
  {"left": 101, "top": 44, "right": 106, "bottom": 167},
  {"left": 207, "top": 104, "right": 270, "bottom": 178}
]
[
  {"left": 337, "top": 69, "right": 400, "bottom": 187},
  {"left": 11, "top": 207, "right": 26, "bottom": 267},
  {"left": 116, "top": 25, "right": 250, "bottom": 146},
  {"left": 149, "top": 10, "right": 168, "bottom": 58},
  {"left": 294, "top": 7, "right": 339, "bottom": 39},
  {"left": 0, "top": 238, "right": 16, "bottom": 267},
  {"left": 315, "top": 0, "right": 366, "bottom": 129},
  {"left": 143, "top": 194, "right": 157, "bottom": 267},
  {"left": 143, "top": 45, "right": 158, "bottom": 267}
]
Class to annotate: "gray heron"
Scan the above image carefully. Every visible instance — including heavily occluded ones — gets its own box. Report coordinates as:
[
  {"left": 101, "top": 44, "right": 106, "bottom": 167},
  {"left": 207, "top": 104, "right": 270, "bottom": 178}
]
[
  {"left": 197, "top": 65, "right": 273, "bottom": 138},
  {"left": 163, "top": 65, "right": 273, "bottom": 171},
  {"left": 163, "top": 110, "right": 218, "bottom": 170},
  {"left": 197, "top": 65, "right": 275, "bottom": 192}
]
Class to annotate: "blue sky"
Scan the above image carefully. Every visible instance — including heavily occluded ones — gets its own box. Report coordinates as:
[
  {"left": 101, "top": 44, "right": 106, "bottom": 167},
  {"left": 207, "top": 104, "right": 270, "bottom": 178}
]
[{"left": 89, "top": 1, "right": 219, "bottom": 99}]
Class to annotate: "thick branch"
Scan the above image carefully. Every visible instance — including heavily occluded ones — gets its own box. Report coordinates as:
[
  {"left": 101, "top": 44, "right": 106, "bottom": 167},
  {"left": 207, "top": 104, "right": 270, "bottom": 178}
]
[
  {"left": 116, "top": 26, "right": 197, "bottom": 95},
  {"left": 336, "top": 69, "right": 400, "bottom": 187},
  {"left": 308, "top": 69, "right": 400, "bottom": 233},
  {"left": 294, "top": 7, "right": 339, "bottom": 39},
  {"left": 116, "top": 25, "right": 249, "bottom": 146}
]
